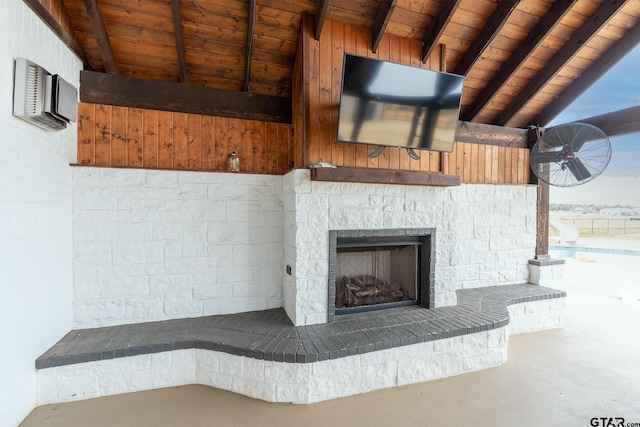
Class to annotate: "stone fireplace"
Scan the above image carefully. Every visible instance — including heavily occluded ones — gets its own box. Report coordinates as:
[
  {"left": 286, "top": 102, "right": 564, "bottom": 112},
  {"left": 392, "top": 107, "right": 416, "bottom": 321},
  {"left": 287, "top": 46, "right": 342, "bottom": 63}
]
[
  {"left": 282, "top": 169, "right": 535, "bottom": 327},
  {"left": 328, "top": 229, "right": 434, "bottom": 321}
]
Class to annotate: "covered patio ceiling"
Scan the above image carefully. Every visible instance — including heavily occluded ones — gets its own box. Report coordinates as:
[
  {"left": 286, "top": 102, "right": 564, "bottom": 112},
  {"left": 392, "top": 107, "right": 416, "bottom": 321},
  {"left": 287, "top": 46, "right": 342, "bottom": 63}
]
[{"left": 27, "top": 0, "right": 640, "bottom": 129}]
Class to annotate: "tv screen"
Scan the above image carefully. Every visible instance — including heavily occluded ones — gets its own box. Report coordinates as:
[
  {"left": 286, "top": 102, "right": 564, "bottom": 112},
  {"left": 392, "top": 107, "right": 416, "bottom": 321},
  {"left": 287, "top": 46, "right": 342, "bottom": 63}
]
[{"left": 337, "top": 54, "right": 464, "bottom": 153}]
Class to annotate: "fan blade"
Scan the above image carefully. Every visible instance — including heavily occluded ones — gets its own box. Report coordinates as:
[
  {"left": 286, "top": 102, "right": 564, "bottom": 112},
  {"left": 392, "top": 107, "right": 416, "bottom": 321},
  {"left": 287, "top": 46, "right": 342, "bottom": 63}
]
[{"left": 566, "top": 157, "right": 591, "bottom": 182}]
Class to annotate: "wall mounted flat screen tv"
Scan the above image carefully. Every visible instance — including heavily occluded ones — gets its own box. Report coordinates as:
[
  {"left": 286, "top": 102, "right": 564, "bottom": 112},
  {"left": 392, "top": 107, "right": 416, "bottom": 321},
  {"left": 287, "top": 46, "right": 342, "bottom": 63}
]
[{"left": 337, "top": 54, "right": 465, "bottom": 153}]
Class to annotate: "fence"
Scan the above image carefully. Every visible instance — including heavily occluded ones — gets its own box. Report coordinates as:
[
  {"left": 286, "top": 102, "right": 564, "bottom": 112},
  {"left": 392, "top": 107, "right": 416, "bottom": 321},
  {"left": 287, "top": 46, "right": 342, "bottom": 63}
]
[{"left": 550, "top": 218, "right": 640, "bottom": 236}]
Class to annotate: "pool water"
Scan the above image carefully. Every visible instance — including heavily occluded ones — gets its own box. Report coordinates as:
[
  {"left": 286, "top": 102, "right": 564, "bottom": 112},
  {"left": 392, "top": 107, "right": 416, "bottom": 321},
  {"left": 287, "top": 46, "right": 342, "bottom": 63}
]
[{"left": 550, "top": 245, "right": 640, "bottom": 263}]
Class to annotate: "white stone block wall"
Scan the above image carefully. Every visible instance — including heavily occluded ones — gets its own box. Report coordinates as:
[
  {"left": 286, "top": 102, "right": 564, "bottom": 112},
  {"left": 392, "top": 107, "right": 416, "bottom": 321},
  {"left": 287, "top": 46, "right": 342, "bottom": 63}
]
[
  {"left": 281, "top": 171, "right": 300, "bottom": 324},
  {"left": 0, "top": 1, "right": 82, "bottom": 424},
  {"left": 72, "top": 168, "right": 284, "bottom": 328},
  {"left": 507, "top": 298, "right": 566, "bottom": 335},
  {"left": 35, "top": 329, "right": 507, "bottom": 406},
  {"left": 37, "top": 350, "right": 196, "bottom": 404},
  {"left": 284, "top": 169, "right": 537, "bottom": 326},
  {"left": 529, "top": 261, "right": 566, "bottom": 290}
]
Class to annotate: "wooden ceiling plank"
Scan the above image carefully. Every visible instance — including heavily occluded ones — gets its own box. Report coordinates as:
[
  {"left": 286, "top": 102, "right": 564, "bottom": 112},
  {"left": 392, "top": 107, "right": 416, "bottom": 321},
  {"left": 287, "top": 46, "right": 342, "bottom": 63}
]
[
  {"left": 36, "top": 0, "right": 635, "bottom": 127},
  {"left": 170, "top": 0, "right": 187, "bottom": 83},
  {"left": 534, "top": 23, "right": 640, "bottom": 126},
  {"left": 80, "top": 70, "right": 292, "bottom": 123},
  {"left": 314, "top": 0, "right": 329, "bottom": 40},
  {"left": 494, "top": 0, "right": 628, "bottom": 127},
  {"left": 462, "top": 0, "right": 577, "bottom": 121},
  {"left": 452, "top": 0, "right": 521, "bottom": 76},
  {"left": 244, "top": 0, "right": 256, "bottom": 92},
  {"left": 83, "top": 0, "right": 118, "bottom": 73},
  {"left": 421, "top": 0, "right": 462, "bottom": 63},
  {"left": 372, "top": 0, "right": 397, "bottom": 53},
  {"left": 23, "top": 0, "right": 91, "bottom": 68}
]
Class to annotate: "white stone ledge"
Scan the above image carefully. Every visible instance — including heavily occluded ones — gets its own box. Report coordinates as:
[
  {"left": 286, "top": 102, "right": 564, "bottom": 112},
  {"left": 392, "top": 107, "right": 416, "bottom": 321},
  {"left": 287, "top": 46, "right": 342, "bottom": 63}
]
[
  {"left": 507, "top": 298, "right": 565, "bottom": 335},
  {"left": 36, "top": 298, "right": 564, "bottom": 406}
]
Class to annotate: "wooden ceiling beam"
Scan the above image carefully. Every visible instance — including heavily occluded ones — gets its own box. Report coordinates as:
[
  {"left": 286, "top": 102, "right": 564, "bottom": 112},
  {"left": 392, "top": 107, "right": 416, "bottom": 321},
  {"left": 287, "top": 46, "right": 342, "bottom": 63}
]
[
  {"left": 372, "top": 0, "right": 397, "bottom": 53},
  {"left": 244, "top": 0, "right": 256, "bottom": 92},
  {"left": 493, "top": 0, "right": 628, "bottom": 127},
  {"left": 22, "top": 0, "right": 91, "bottom": 69},
  {"left": 421, "top": 0, "right": 462, "bottom": 63},
  {"left": 80, "top": 71, "right": 292, "bottom": 124},
  {"left": 83, "top": 0, "right": 118, "bottom": 74},
  {"left": 558, "top": 106, "right": 640, "bottom": 139},
  {"left": 461, "top": 0, "right": 576, "bottom": 122},
  {"left": 455, "top": 121, "right": 528, "bottom": 148},
  {"left": 170, "top": 0, "right": 187, "bottom": 84},
  {"left": 452, "top": 0, "right": 521, "bottom": 76},
  {"left": 314, "top": 0, "right": 330, "bottom": 40},
  {"left": 534, "top": 24, "right": 640, "bottom": 127}
]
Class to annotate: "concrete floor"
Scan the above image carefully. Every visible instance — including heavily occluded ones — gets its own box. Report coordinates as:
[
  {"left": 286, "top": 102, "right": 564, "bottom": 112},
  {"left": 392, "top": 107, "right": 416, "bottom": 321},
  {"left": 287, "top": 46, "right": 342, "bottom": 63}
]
[{"left": 20, "top": 258, "right": 640, "bottom": 427}]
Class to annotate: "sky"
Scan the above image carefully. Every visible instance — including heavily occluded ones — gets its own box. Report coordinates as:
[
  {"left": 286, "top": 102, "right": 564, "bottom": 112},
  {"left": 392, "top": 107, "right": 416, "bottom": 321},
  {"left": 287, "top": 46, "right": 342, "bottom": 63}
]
[{"left": 547, "top": 43, "right": 640, "bottom": 206}]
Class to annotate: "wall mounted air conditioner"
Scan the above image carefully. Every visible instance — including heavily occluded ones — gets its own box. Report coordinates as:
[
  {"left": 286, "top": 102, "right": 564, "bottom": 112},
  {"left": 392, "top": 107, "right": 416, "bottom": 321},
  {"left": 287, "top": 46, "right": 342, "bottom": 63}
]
[{"left": 13, "top": 58, "right": 78, "bottom": 131}]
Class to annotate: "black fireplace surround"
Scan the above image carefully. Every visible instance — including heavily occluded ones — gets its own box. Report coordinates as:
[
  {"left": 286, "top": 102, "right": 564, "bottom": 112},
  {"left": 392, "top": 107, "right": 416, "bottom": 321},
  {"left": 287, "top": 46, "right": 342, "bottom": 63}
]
[{"left": 328, "top": 228, "right": 435, "bottom": 322}]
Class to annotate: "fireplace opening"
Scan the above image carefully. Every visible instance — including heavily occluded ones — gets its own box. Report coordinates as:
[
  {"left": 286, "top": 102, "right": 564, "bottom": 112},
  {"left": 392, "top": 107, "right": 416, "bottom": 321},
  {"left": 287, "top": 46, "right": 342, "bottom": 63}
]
[{"left": 329, "top": 230, "right": 434, "bottom": 318}]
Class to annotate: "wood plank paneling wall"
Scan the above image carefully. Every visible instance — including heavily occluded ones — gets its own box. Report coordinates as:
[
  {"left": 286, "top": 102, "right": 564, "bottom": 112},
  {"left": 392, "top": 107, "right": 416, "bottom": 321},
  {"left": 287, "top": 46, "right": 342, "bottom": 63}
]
[
  {"left": 443, "top": 143, "right": 529, "bottom": 184},
  {"left": 77, "top": 102, "right": 293, "bottom": 174},
  {"left": 295, "top": 16, "right": 529, "bottom": 184}
]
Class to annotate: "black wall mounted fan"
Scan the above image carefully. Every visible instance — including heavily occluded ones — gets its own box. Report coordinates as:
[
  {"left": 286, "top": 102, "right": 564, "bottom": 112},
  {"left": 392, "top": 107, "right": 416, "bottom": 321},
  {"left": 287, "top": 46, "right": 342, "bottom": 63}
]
[{"left": 530, "top": 122, "right": 612, "bottom": 187}]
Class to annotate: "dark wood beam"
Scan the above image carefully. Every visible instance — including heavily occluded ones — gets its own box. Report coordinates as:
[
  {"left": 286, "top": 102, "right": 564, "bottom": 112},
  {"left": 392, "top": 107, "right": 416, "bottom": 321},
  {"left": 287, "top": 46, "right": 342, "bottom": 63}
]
[
  {"left": 421, "top": 0, "right": 462, "bottom": 63},
  {"left": 494, "top": 0, "right": 628, "bottom": 126},
  {"left": 452, "top": 0, "right": 521, "bottom": 76},
  {"left": 534, "top": 25, "right": 640, "bottom": 127},
  {"left": 83, "top": 0, "right": 118, "bottom": 74},
  {"left": 526, "top": 128, "right": 550, "bottom": 258},
  {"left": 527, "top": 127, "right": 541, "bottom": 184},
  {"left": 311, "top": 166, "right": 460, "bottom": 187},
  {"left": 170, "top": 0, "right": 187, "bottom": 83},
  {"left": 535, "top": 181, "right": 550, "bottom": 257},
  {"left": 314, "top": 0, "right": 330, "bottom": 40},
  {"left": 439, "top": 44, "right": 447, "bottom": 72},
  {"left": 244, "top": 0, "right": 256, "bottom": 92},
  {"left": 22, "top": 0, "right": 91, "bottom": 68},
  {"left": 455, "top": 121, "right": 528, "bottom": 148},
  {"left": 565, "top": 106, "right": 640, "bottom": 138},
  {"left": 372, "top": 0, "right": 397, "bottom": 53},
  {"left": 461, "top": 0, "right": 576, "bottom": 122},
  {"left": 80, "top": 71, "right": 292, "bottom": 124}
]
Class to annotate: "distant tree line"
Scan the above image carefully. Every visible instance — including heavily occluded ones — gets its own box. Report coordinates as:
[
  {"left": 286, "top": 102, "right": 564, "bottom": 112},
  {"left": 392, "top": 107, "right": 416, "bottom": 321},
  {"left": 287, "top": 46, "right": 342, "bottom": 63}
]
[{"left": 550, "top": 203, "right": 636, "bottom": 211}]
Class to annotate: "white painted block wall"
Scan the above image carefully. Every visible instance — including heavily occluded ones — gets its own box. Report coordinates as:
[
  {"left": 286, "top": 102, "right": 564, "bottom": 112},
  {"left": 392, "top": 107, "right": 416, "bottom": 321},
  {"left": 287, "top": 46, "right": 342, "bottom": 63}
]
[
  {"left": 0, "top": 1, "right": 81, "bottom": 424},
  {"left": 72, "top": 168, "right": 284, "bottom": 328}
]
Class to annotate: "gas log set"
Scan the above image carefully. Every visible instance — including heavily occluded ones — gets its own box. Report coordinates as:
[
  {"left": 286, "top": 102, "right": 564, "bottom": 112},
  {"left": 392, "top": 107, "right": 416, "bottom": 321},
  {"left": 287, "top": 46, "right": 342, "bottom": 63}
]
[{"left": 337, "top": 275, "right": 409, "bottom": 308}]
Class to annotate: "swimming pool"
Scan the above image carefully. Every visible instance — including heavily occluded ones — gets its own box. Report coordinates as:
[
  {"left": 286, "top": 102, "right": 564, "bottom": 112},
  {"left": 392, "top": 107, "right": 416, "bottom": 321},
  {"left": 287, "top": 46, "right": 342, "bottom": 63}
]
[
  {"left": 550, "top": 245, "right": 640, "bottom": 268},
  {"left": 550, "top": 245, "right": 640, "bottom": 257}
]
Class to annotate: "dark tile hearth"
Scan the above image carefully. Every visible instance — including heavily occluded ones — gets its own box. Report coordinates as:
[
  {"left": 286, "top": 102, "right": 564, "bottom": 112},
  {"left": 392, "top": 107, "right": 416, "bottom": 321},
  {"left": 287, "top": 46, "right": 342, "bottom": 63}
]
[{"left": 36, "top": 284, "right": 565, "bottom": 369}]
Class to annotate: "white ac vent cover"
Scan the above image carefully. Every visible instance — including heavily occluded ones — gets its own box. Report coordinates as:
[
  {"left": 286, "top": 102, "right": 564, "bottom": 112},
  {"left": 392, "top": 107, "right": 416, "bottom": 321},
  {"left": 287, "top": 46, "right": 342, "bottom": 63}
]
[
  {"left": 13, "top": 58, "right": 75, "bottom": 131},
  {"left": 25, "top": 62, "right": 41, "bottom": 115}
]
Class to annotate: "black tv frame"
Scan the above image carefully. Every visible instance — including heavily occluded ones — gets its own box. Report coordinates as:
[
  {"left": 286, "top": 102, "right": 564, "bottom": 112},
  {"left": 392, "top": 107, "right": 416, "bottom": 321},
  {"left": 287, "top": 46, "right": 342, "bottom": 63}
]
[{"left": 336, "top": 54, "right": 464, "bottom": 154}]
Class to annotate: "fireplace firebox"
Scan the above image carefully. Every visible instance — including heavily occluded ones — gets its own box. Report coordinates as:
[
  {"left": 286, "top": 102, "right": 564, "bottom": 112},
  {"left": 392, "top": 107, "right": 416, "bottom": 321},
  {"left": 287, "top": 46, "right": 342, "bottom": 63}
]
[{"left": 328, "top": 229, "right": 435, "bottom": 321}]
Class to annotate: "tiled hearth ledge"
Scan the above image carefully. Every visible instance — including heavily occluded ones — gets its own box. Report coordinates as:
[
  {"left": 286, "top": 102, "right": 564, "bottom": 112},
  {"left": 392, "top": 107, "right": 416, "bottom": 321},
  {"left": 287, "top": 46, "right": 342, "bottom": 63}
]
[{"left": 36, "top": 284, "right": 565, "bottom": 405}]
